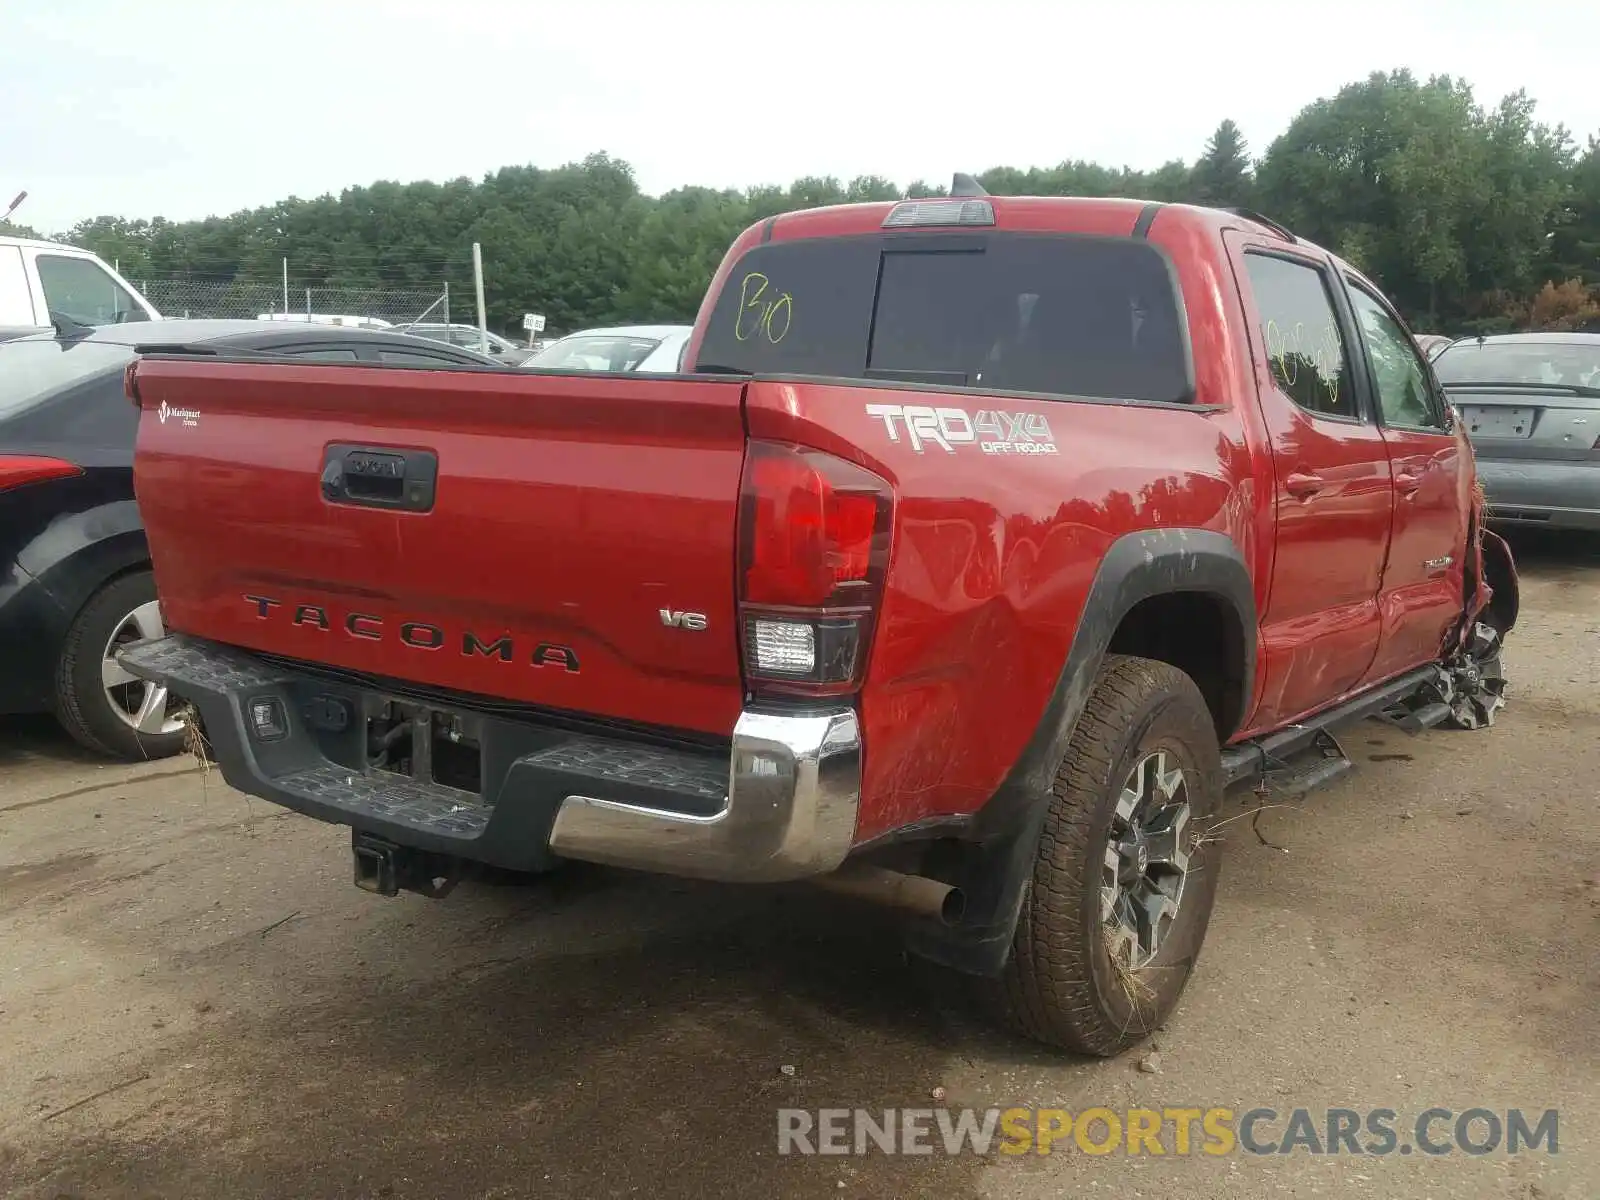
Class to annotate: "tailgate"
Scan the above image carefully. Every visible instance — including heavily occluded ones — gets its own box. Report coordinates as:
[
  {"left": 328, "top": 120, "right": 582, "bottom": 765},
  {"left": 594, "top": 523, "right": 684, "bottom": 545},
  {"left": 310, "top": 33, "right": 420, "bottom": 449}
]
[{"left": 131, "top": 358, "right": 749, "bottom": 736}]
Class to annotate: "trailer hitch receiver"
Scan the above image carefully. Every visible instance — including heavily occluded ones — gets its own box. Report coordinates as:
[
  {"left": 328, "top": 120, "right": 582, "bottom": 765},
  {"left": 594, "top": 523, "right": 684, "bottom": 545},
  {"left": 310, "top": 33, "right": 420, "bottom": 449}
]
[{"left": 351, "top": 831, "right": 462, "bottom": 899}]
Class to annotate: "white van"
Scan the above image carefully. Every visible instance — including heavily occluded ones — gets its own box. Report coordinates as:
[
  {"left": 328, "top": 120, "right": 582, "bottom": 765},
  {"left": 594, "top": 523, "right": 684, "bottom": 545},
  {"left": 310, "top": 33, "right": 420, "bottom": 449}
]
[{"left": 0, "top": 236, "right": 162, "bottom": 332}]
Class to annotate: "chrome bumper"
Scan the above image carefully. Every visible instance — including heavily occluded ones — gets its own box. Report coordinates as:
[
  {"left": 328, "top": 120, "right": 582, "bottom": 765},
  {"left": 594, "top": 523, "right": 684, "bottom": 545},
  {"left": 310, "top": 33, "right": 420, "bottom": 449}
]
[{"left": 548, "top": 708, "right": 862, "bottom": 883}]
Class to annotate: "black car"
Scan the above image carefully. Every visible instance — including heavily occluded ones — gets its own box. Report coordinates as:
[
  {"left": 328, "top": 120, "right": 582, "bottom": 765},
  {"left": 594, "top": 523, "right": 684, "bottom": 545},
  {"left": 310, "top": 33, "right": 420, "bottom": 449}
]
[{"left": 0, "top": 319, "right": 494, "bottom": 760}]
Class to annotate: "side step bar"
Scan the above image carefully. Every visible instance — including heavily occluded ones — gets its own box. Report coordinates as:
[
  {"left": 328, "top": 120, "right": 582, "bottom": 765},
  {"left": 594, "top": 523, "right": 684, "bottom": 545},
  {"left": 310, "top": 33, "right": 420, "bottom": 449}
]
[{"left": 1221, "top": 665, "right": 1440, "bottom": 791}]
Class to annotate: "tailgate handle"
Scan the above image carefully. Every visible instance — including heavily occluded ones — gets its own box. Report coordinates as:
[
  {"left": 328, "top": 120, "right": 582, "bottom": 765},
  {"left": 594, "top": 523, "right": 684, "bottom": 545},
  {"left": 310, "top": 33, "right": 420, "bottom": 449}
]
[{"left": 321, "top": 444, "right": 438, "bottom": 512}]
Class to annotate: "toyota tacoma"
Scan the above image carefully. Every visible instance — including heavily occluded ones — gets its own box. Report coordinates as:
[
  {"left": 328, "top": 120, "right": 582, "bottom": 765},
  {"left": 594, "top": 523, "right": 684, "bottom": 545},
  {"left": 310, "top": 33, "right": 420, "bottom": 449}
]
[{"left": 119, "top": 182, "right": 1518, "bottom": 1056}]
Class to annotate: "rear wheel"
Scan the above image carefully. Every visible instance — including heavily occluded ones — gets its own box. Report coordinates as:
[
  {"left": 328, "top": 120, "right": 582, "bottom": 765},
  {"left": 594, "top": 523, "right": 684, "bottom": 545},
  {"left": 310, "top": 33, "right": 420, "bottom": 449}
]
[
  {"left": 988, "top": 655, "right": 1223, "bottom": 1056},
  {"left": 55, "top": 570, "right": 188, "bottom": 761}
]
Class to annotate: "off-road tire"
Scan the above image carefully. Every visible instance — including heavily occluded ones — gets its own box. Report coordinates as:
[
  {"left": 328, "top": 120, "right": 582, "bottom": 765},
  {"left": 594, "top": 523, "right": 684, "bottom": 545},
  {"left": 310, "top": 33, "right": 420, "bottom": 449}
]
[
  {"left": 54, "top": 570, "right": 187, "bottom": 762},
  {"left": 989, "top": 654, "right": 1224, "bottom": 1055}
]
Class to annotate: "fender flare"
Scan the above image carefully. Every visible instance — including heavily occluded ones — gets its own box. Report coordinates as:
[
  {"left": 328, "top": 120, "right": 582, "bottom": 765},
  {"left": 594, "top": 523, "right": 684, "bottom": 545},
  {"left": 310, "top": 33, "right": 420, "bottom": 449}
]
[{"left": 907, "top": 527, "right": 1256, "bottom": 977}]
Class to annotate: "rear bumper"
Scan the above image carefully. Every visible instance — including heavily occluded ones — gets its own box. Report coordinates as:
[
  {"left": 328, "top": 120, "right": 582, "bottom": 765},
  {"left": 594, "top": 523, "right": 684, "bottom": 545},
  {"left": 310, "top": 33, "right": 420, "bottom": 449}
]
[
  {"left": 118, "top": 634, "right": 861, "bottom": 883},
  {"left": 1476, "top": 459, "right": 1600, "bottom": 529}
]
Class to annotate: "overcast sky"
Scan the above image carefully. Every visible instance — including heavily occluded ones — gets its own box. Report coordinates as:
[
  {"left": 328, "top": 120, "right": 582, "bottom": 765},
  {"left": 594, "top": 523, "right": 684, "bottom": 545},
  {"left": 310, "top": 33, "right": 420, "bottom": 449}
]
[{"left": 6, "top": 0, "right": 1599, "bottom": 234}]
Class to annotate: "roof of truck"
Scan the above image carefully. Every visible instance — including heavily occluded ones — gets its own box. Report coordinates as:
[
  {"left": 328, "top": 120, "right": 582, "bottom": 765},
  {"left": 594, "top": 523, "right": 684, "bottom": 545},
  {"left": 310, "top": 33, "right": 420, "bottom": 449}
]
[{"left": 0, "top": 234, "right": 104, "bottom": 252}]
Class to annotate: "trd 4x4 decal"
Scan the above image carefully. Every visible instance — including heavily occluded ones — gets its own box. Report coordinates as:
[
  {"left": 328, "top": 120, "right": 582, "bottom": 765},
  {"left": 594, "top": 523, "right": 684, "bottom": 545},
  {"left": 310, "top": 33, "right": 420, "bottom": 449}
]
[{"left": 864, "top": 404, "right": 1057, "bottom": 455}]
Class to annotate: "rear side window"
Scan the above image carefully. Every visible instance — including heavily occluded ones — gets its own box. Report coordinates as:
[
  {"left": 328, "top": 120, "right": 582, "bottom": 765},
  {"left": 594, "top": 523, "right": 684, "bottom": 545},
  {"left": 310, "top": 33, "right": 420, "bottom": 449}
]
[
  {"left": 694, "top": 233, "right": 1193, "bottom": 404},
  {"left": 35, "top": 254, "right": 148, "bottom": 327},
  {"left": 1241, "top": 254, "right": 1357, "bottom": 420},
  {"left": 0, "top": 339, "right": 131, "bottom": 417}
]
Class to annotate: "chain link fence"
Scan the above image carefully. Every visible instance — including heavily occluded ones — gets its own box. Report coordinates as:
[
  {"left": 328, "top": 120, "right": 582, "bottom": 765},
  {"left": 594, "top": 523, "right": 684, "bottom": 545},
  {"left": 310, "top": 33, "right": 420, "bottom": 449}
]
[{"left": 138, "top": 278, "right": 454, "bottom": 328}]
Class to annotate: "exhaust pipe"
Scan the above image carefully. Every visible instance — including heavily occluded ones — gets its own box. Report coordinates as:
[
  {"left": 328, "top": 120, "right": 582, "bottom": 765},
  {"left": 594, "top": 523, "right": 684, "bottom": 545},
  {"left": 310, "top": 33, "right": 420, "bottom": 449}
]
[{"left": 811, "top": 863, "right": 965, "bottom": 925}]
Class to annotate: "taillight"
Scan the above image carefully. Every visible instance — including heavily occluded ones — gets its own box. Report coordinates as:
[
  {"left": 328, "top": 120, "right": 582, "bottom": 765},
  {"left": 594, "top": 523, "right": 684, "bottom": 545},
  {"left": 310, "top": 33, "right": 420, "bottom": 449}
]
[
  {"left": 0, "top": 455, "right": 83, "bottom": 492},
  {"left": 737, "top": 441, "right": 893, "bottom": 698},
  {"left": 124, "top": 359, "right": 141, "bottom": 405}
]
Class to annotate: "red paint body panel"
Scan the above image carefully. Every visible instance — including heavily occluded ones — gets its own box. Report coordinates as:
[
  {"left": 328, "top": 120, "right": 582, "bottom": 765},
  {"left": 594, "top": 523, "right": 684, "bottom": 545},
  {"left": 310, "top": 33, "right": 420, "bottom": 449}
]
[
  {"left": 133, "top": 362, "right": 749, "bottom": 735},
  {"left": 744, "top": 378, "right": 1253, "bottom": 841},
  {"left": 131, "top": 197, "right": 1490, "bottom": 851},
  {"left": 1365, "top": 426, "right": 1469, "bottom": 682}
]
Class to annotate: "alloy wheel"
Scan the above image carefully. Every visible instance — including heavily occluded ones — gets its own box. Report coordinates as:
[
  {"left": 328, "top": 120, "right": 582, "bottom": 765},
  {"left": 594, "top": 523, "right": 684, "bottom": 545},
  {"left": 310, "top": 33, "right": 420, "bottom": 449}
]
[
  {"left": 1101, "top": 750, "right": 1192, "bottom": 969},
  {"left": 99, "top": 600, "right": 184, "bottom": 736}
]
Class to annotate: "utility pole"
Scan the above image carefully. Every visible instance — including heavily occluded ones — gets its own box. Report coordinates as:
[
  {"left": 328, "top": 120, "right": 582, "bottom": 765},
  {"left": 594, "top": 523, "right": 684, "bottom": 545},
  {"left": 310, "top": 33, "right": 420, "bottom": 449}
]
[
  {"left": 472, "top": 243, "right": 488, "bottom": 356},
  {"left": 282, "top": 257, "right": 290, "bottom": 315}
]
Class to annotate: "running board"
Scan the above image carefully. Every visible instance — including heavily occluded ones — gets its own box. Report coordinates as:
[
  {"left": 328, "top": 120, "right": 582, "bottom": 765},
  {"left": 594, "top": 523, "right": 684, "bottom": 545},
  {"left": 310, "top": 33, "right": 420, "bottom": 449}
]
[
  {"left": 1258, "top": 730, "right": 1353, "bottom": 797},
  {"left": 1371, "top": 699, "right": 1453, "bottom": 734},
  {"left": 1220, "top": 665, "right": 1438, "bottom": 791}
]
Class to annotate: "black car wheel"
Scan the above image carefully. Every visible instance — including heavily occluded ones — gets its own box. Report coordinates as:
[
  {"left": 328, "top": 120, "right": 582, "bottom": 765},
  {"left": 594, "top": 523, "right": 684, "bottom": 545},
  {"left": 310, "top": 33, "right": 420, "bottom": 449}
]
[
  {"left": 988, "top": 655, "right": 1224, "bottom": 1056},
  {"left": 55, "top": 570, "right": 187, "bottom": 760}
]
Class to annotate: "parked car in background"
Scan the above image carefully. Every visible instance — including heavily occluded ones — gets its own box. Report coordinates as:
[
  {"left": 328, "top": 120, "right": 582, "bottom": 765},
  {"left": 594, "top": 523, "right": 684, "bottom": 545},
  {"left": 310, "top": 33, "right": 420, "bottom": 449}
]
[
  {"left": 1414, "top": 333, "right": 1455, "bottom": 359},
  {"left": 0, "top": 320, "right": 494, "bottom": 761},
  {"left": 1433, "top": 332, "right": 1600, "bottom": 530},
  {"left": 634, "top": 326, "right": 693, "bottom": 372},
  {"left": 522, "top": 324, "right": 692, "bottom": 372},
  {"left": 0, "top": 235, "right": 161, "bottom": 333},
  {"left": 257, "top": 312, "right": 392, "bottom": 330},
  {"left": 394, "top": 322, "right": 534, "bottom": 364}
]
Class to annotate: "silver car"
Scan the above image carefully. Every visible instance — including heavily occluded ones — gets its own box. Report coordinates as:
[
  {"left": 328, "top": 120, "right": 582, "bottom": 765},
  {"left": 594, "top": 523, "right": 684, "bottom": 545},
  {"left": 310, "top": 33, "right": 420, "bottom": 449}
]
[
  {"left": 1434, "top": 333, "right": 1600, "bottom": 530},
  {"left": 395, "top": 323, "right": 535, "bottom": 365}
]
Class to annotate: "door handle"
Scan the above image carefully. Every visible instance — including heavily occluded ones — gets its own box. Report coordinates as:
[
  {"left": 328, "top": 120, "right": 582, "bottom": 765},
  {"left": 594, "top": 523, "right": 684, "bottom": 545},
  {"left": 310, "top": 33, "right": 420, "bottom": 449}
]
[
  {"left": 320, "top": 443, "right": 438, "bottom": 512},
  {"left": 1284, "top": 472, "right": 1325, "bottom": 500},
  {"left": 1395, "top": 472, "right": 1422, "bottom": 496}
]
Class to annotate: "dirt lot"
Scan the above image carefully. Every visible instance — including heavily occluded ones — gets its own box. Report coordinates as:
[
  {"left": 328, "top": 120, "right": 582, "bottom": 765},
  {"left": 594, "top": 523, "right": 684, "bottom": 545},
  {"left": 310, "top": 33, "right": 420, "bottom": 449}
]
[{"left": 1, "top": 533, "right": 1596, "bottom": 1200}]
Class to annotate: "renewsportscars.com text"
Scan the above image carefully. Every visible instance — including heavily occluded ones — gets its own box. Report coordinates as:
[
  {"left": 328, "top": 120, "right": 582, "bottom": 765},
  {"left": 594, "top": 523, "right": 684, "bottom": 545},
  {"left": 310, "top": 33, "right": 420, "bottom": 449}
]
[{"left": 777, "top": 1106, "right": 1560, "bottom": 1158}]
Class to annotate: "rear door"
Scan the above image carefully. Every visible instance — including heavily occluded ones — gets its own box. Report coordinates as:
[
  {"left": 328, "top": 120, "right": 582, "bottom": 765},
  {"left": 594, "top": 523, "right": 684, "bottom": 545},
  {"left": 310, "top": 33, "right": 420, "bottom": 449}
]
[
  {"left": 1226, "top": 235, "right": 1395, "bottom": 727},
  {"left": 1342, "top": 279, "right": 1469, "bottom": 681}
]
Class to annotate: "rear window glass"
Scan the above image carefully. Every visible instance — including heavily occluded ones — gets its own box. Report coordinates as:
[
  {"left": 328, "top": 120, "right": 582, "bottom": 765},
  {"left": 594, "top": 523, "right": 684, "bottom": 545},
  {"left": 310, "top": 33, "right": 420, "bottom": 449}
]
[
  {"left": 527, "top": 335, "right": 662, "bottom": 372},
  {"left": 0, "top": 339, "right": 131, "bottom": 416},
  {"left": 1433, "top": 340, "right": 1600, "bottom": 390},
  {"left": 693, "top": 232, "right": 1193, "bottom": 403}
]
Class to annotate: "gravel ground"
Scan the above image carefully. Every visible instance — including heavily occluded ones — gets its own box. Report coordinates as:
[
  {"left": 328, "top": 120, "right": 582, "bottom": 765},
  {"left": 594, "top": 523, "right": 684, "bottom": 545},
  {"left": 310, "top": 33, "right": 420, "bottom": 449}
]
[{"left": 1, "top": 531, "right": 1595, "bottom": 1199}]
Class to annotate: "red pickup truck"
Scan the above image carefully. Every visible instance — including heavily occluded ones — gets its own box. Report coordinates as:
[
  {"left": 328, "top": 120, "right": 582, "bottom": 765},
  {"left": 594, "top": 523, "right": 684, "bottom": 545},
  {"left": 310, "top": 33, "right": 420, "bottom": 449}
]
[{"left": 120, "top": 185, "right": 1518, "bottom": 1057}]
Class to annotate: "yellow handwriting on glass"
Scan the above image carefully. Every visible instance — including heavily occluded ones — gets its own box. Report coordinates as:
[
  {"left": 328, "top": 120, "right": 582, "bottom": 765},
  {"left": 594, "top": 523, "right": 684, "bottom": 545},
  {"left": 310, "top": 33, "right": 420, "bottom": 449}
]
[{"left": 735, "top": 271, "right": 793, "bottom": 344}]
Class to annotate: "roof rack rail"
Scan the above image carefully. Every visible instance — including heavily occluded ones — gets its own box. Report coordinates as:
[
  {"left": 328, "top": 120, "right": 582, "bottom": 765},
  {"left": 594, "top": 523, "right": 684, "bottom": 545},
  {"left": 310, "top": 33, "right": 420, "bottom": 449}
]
[
  {"left": 1222, "top": 207, "right": 1297, "bottom": 243},
  {"left": 950, "top": 172, "right": 989, "bottom": 198}
]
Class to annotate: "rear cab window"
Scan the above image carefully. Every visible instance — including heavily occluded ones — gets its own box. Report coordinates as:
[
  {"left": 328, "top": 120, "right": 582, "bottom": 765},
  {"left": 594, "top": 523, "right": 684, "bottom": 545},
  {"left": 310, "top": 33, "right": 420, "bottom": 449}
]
[{"left": 693, "top": 231, "right": 1194, "bottom": 404}]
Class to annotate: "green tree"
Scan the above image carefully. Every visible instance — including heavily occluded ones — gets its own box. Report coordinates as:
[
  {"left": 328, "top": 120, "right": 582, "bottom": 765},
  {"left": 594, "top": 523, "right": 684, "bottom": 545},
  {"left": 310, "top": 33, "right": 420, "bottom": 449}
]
[
  {"left": 27, "top": 73, "right": 1591, "bottom": 337},
  {"left": 1191, "top": 119, "right": 1252, "bottom": 208},
  {"left": 1550, "top": 136, "right": 1600, "bottom": 288},
  {"left": 1257, "top": 70, "right": 1569, "bottom": 327}
]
